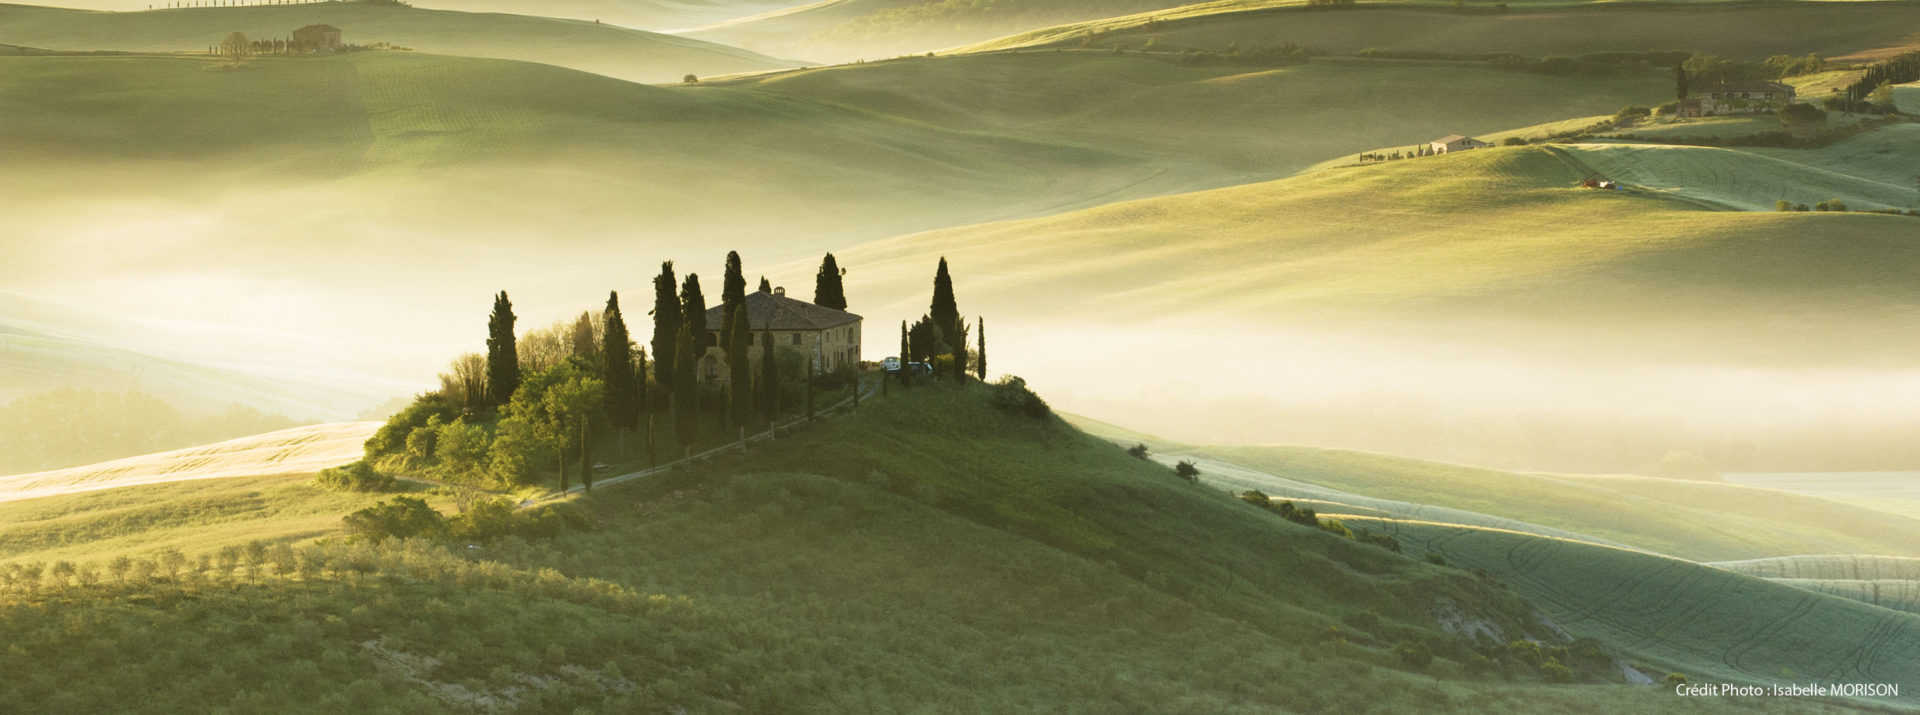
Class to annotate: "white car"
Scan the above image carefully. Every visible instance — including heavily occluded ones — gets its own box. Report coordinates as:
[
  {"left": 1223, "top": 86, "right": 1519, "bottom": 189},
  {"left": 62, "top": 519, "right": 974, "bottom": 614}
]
[{"left": 881, "top": 357, "right": 902, "bottom": 372}]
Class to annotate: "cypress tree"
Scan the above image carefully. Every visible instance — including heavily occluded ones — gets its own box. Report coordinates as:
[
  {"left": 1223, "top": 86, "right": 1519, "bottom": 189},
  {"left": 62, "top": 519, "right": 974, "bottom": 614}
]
[
  {"left": 949, "top": 319, "right": 969, "bottom": 381},
  {"left": 682, "top": 273, "right": 708, "bottom": 352},
  {"left": 899, "top": 320, "right": 909, "bottom": 367},
  {"left": 930, "top": 257, "right": 960, "bottom": 344},
  {"left": 727, "top": 303, "right": 753, "bottom": 428},
  {"left": 571, "top": 311, "right": 596, "bottom": 362},
  {"left": 638, "top": 347, "right": 655, "bottom": 467},
  {"left": 975, "top": 316, "right": 986, "bottom": 380},
  {"left": 759, "top": 276, "right": 772, "bottom": 293},
  {"left": 721, "top": 251, "right": 746, "bottom": 348},
  {"left": 1675, "top": 65, "right": 1689, "bottom": 100},
  {"left": 814, "top": 253, "right": 847, "bottom": 310},
  {"left": 672, "top": 322, "right": 700, "bottom": 447},
  {"left": 651, "top": 262, "right": 680, "bottom": 407},
  {"left": 760, "top": 329, "right": 778, "bottom": 420},
  {"left": 603, "top": 292, "right": 639, "bottom": 439},
  {"left": 485, "top": 291, "right": 519, "bottom": 410}
]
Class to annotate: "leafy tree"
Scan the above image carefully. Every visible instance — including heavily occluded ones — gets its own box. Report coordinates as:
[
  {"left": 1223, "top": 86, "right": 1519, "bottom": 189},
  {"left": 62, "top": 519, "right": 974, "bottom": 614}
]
[
  {"left": 721, "top": 251, "right": 746, "bottom": 348},
  {"left": 603, "top": 292, "right": 640, "bottom": 441},
  {"left": 435, "top": 419, "right": 490, "bottom": 480},
  {"left": 486, "top": 291, "right": 520, "bottom": 410},
  {"left": 218, "top": 31, "right": 252, "bottom": 63},
  {"left": 814, "top": 253, "right": 847, "bottom": 310},
  {"left": 1174, "top": 460, "right": 1200, "bottom": 480},
  {"left": 651, "top": 262, "right": 680, "bottom": 407},
  {"left": 975, "top": 316, "right": 987, "bottom": 380},
  {"left": 1127, "top": 443, "right": 1150, "bottom": 459},
  {"left": 437, "top": 352, "right": 488, "bottom": 414},
  {"left": 570, "top": 311, "right": 597, "bottom": 363},
  {"left": 1779, "top": 102, "right": 1827, "bottom": 134},
  {"left": 1681, "top": 53, "right": 1740, "bottom": 87},
  {"left": 343, "top": 497, "right": 445, "bottom": 542},
  {"left": 543, "top": 371, "right": 604, "bottom": 492}
]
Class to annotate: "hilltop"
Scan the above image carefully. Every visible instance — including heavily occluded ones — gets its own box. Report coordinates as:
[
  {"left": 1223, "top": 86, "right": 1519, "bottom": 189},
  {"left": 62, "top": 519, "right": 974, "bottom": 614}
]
[
  {"left": 0, "top": 2, "right": 797, "bottom": 82},
  {"left": 0, "top": 382, "right": 1866, "bottom": 713},
  {"left": 970, "top": 0, "right": 1920, "bottom": 61},
  {"left": 683, "top": 0, "right": 1199, "bottom": 62}
]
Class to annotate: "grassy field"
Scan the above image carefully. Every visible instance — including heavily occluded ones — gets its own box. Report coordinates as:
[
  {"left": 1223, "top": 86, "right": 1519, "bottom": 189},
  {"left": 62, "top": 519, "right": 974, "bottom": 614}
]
[
  {"left": 970, "top": 1, "right": 1920, "bottom": 61},
  {"left": 0, "top": 422, "right": 376, "bottom": 502},
  {"left": 1343, "top": 514, "right": 1920, "bottom": 706},
  {"left": 1559, "top": 133, "right": 1920, "bottom": 212},
  {"left": 2, "top": 382, "right": 1813, "bottom": 713},
  {"left": 0, "top": 2, "right": 796, "bottom": 83},
  {"left": 683, "top": 0, "right": 1204, "bottom": 62}
]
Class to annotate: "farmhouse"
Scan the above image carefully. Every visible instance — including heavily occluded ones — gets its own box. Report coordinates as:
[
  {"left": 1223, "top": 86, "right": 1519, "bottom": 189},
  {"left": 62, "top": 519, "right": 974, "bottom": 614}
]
[
  {"left": 291, "top": 24, "right": 343, "bottom": 52},
  {"left": 700, "top": 286, "right": 862, "bottom": 384},
  {"left": 1429, "top": 135, "right": 1492, "bottom": 153},
  {"left": 1694, "top": 80, "right": 1795, "bottom": 114}
]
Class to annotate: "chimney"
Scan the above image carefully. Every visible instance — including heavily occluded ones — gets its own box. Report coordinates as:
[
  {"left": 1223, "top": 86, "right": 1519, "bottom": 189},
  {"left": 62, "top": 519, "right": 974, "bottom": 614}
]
[{"left": 773, "top": 286, "right": 785, "bottom": 297}]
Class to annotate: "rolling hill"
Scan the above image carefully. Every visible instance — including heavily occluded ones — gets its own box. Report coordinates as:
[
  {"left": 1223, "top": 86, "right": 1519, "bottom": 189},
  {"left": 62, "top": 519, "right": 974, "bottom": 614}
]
[
  {"left": 0, "top": 421, "right": 376, "bottom": 503},
  {"left": 682, "top": 0, "right": 1201, "bottom": 62},
  {"left": 0, "top": 382, "right": 1866, "bottom": 713},
  {"left": 0, "top": 2, "right": 798, "bottom": 82},
  {"left": 970, "top": 0, "right": 1920, "bottom": 62}
]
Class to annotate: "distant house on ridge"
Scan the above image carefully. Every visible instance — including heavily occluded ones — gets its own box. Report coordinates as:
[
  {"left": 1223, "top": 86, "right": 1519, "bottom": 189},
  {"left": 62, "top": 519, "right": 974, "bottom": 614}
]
[
  {"left": 1429, "top": 135, "right": 1493, "bottom": 153},
  {"left": 700, "top": 286, "right": 862, "bottom": 384},
  {"left": 292, "top": 24, "right": 343, "bottom": 52},
  {"left": 1692, "top": 80, "right": 1795, "bottom": 115}
]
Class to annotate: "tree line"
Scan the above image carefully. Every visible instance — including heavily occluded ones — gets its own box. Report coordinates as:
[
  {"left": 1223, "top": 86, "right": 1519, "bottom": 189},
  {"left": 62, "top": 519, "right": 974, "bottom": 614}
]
[{"left": 361, "top": 252, "right": 984, "bottom": 494}]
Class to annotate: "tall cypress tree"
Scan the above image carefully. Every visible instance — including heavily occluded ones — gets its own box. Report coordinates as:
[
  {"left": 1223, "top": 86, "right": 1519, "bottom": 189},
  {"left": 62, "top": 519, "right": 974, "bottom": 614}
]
[
  {"left": 727, "top": 303, "right": 753, "bottom": 428},
  {"left": 651, "top": 262, "right": 680, "bottom": 407},
  {"left": 1675, "top": 64, "right": 1689, "bottom": 100},
  {"left": 899, "top": 321, "right": 909, "bottom": 362},
  {"left": 758, "top": 276, "right": 772, "bottom": 293},
  {"left": 949, "top": 319, "right": 969, "bottom": 381},
  {"left": 485, "top": 291, "right": 519, "bottom": 410},
  {"left": 930, "top": 257, "right": 960, "bottom": 344},
  {"left": 681, "top": 273, "right": 709, "bottom": 364},
  {"left": 603, "top": 292, "right": 639, "bottom": 437},
  {"left": 814, "top": 253, "right": 847, "bottom": 310},
  {"left": 570, "top": 311, "right": 596, "bottom": 362},
  {"left": 760, "top": 329, "right": 778, "bottom": 420},
  {"left": 672, "top": 322, "right": 700, "bottom": 447},
  {"left": 975, "top": 316, "right": 986, "bottom": 381},
  {"left": 721, "top": 251, "right": 746, "bottom": 349}
]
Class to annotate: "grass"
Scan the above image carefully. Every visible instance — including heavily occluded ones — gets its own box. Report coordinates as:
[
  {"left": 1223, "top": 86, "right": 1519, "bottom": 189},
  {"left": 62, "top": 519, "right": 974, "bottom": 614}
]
[
  {"left": 1345, "top": 514, "right": 1920, "bottom": 707},
  {"left": 0, "top": 2, "right": 795, "bottom": 83},
  {"left": 968, "top": 0, "right": 1920, "bottom": 62},
  {"left": 685, "top": 0, "right": 1203, "bottom": 62},
  {"left": 1559, "top": 133, "right": 1920, "bottom": 212},
  {"left": 1192, "top": 444, "right": 1920, "bottom": 562},
  {"left": 0, "top": 422, "right": 376, "bottom": 502},
  {"left": 1, "top": 383, "right": 1806, "bottom": 713}
]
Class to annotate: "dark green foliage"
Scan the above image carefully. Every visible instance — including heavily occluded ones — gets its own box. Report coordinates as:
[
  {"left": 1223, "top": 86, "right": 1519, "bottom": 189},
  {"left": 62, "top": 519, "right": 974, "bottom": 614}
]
[
  {"left": 1841, "top": 50, "right": 1920, "bottom": 110},
  {"left": 672, "top": 322, "right": 699, "bottom": 445},
  {"left": 721, "top": 251, "right": 746, "bottom": 346},
  {"left": 1318, "top": 518, "right": 1353, "bottom": 539},
  {"left": 907, "top": 315, "right": 947, "bottom": 364},
  {"left": 485, "top": 291, "right": 520, "bottom": 410},
  {"left": 1760, "top": 53, "right": 1825, "bottom": 79},
  {"left": 1779, "top": 102, "right": 1828, "bottom": 134},
  {"left": 342, "top": 496, "right": 446, "bottom": 542},
  {"left": 651, "top": 262, "right": 681, "bottom": 407},
  {"left": 1395, "top": 640, "right": 1434, "bottom": 670},
  {"left": 975, "top": 316, "right": 986, "bottom": 380},
  {"left": 929, "top": 257, "right": 960, "bottom": 349},
  {"left": 949, "top": 319, "right": 969, "bottom": 381},
  {"left": 988, "top": 376, "right": 1050, "bottom": 420},
  {"left": 1356, "top": 529, "right": 1402, "bottom": 553},
  {"left": 365, "top": 392, "right": 460, "bottom": 459},
  {"left": 758, "top": 276, "right": 771, "bottom": 293},
  {"left": 1173, "top": 460, "right": 1199, "bottom": 480},
  {"left": 569, "top": 312, "right": 596, "bottom": 363},
  {"left": 813, "top": 252, "right": 847, "bottom": 310},
  {"left": 1127, "top": 443, "right": 1150, "bottom": 459},
  {"left": 759, "top": 330, "right": 779, "bottom": 420},
  {"left": 602, "top": 292, "right": 639, "bottom": 434},
  {"left": 1674, "top": 64, "right": 1687, "bottom": 100},
  {"left": 681, "top": 273, "right": 708, "bottom": 352},
  {"left": 1665, "top": 672, "right": 1689, "bottom": 687},
  {"left": 1501, "top": 136, "right": 1526, "bottom": 147},
  {"left": 727, "top": 304, "right": 752, "bottom": 428},
  {"left": 1424, "top": 553, "right": 1451, "bottom": 567},
  {"left": 312, "top": 461, "right": 396, "bottom": 493}
]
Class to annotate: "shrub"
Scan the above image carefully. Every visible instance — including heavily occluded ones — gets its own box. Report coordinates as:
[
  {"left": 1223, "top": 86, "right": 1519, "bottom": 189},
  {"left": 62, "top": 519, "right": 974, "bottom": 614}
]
[
  {"left": 1239, "top": 489, "right": 1270, "bottom": 506},
  {"left": 313, "top": 461, "right": 397, "bottom": 492},
  {"left": 1126, "top": 443, "right": 1151, "bottom": 459},
  {"left": 988, "top": 376, "right": 1051, "bottom": 420},
  {"left": 343, "top": 496, "right": 446, "bottom": 542},
  {"left": 1508, "top": 640, "right": 1543, "bottom": 667},
  {"left": 365, "top": 393, "right": 460, "bottom": 458},
  {"left": 1356, "top": 529, "right": 1401, "bottom": 553},
  {"left": 1318, "top": 518, "right": 1353, "bottom": 539},
  {"left": 1173, "top": 460, "right": 1200, "bottom": 480},
  {"left": 1539, "top": 658, "right": 1574, "bottom": 682},
  {"left": 1423, "top": 552, "right": 1450, "bottom": 567},
  {"left": 1774, "top": 200, "right": 1794, "bottom": 212},
  {"left": 1501, "top": 136, "right": 1526, "bottom": 146},
  {"left": 1395, "top": 640, "right": 1434, "bottom": 670},
  {"left": 1665, "top": 672, "right": 1689, "bottom": 687}
]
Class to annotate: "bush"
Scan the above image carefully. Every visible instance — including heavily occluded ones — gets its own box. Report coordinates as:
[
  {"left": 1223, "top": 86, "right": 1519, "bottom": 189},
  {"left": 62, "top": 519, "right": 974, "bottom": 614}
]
[
  {"left": 1395, "top": 640, "right": 1434, "bottom": 670},
  {"left": 313, "top": 461, "right": 397, "bottom": 492},
  {"left": 1173, "top": 460, "right": 1200, "bottom": 480},
  {"left": 1423, "top": 552, "right": 1450, "bottom": 567},
  {"left": 1775, "top": 199, "right": 1794, "bottom": 212},
  {"left": 365, "top": 393, "right": 461, "bottom": 458},
  {"left": 1126, "top": 443, "right": 1150, "bottom": 459},
  {"left": 1539, "top": 657, "right": 1574, "bottom": 682},
  {"left": 1317, "top": 518, "right": 1353, "bottom": 539},
  {"left": 988, "top": 376, "right": 1051, "bottom": 420},
  {"left": 1501, "top": 136, "right": 1526, "bottom": 146},
  {"left": 1356, "top": 529, "right": 1402, "bottom": 553},
  {"left": 1665, "top": 672, "right": 1689, "bottom": 687},
  {"left": 343, "top": 496, "right": 446, "bottom": 542}
]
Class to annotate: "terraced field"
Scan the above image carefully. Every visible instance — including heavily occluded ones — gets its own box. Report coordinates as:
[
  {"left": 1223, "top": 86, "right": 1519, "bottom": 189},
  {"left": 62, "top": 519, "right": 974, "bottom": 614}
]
[
  {"left": 970, "top": 1, "right": 1920, "bottom": 61},
  {"left": 0, "top": 422, "right": 376, "bottom": 502},
  {"left": 0, "top": 2, "right": 795, "bottom": 82}
]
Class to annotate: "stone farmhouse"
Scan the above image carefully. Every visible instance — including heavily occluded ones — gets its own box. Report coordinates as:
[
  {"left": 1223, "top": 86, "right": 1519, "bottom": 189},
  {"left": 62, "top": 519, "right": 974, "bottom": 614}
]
[
  {"left": 700, "top": 286, "right": 862, "bottom": 384},
  {"left": 1429, "top": 135, "right": 1493, "bottom": 153},
  {"left": 1678, "top": 80, "right": 1796, "bottom": 116},
  {"left": 291, "top": 24, "right": 343, "bottom": 52}
]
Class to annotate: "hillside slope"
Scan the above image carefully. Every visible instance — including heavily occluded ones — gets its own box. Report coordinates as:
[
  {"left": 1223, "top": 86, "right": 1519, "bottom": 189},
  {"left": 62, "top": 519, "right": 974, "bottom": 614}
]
[
  {"left": 0, "top": 2, "right": 797, "bottom": 82},
  {"left": 684, "top": 0, "right": 1198, "bottom": 61},
  {"left": 0, "top": 422, "right": 376, "bottom": 503},
  {"left": 0, "top": 384, "right": 1807, "bottom": 713},
  {"left": 971, "top": 0, "right": 1920, "bottom": 61}
]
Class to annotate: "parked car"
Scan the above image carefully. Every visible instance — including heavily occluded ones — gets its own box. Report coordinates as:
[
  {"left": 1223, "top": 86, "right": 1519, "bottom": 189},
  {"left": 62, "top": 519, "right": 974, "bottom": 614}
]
[
  {"left": 905, "top": 361, "right": 934, "bottom": 376},
  {"left": 881, "top": 357, "right": 901, "bottom": 372}
]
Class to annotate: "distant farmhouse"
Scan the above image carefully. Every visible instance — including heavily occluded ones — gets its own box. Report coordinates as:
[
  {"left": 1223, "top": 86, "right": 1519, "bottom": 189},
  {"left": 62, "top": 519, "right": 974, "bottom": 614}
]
[
  {"left": 701, "top": 286, "right": 862, "bottom": 384},
  {"left": 292, "top": 24, "right": 343, "bottom": 52},
  {"left": 1678, "top": 80, "right": 1795, "bottom": 117},
  {"left": 1429, "top": 135, "right": 1493, "bottom": 154}
]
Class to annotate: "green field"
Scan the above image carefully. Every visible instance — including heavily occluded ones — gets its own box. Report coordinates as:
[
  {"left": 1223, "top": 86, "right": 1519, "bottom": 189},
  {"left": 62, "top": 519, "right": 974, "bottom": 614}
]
[
  {"left": 0, "top": 2, "right": 796, "bottom": 82},
  {"left": 1559, "top": 133, "right": 1920, "bottom": 212},
  {"left": 3, "top": 383, "right": 1811, "bottom": 714},
  {"left": 971, "top": 1, "right": 1920, "bottom": 61},
  {"left": 684, "top": 0, "right": 1202, "bottom": 62}
]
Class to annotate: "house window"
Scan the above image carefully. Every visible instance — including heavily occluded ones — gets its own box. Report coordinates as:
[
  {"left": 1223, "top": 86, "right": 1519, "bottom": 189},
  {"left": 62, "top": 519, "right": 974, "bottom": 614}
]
[{"left": 791, "top": 334, "right": 801, "bottom": 346}]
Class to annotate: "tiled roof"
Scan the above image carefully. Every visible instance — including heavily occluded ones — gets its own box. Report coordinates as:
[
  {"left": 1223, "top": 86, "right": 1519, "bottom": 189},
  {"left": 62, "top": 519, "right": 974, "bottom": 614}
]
[{"left": 704, "top": 290, "right": 861, "bottom": 332}]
